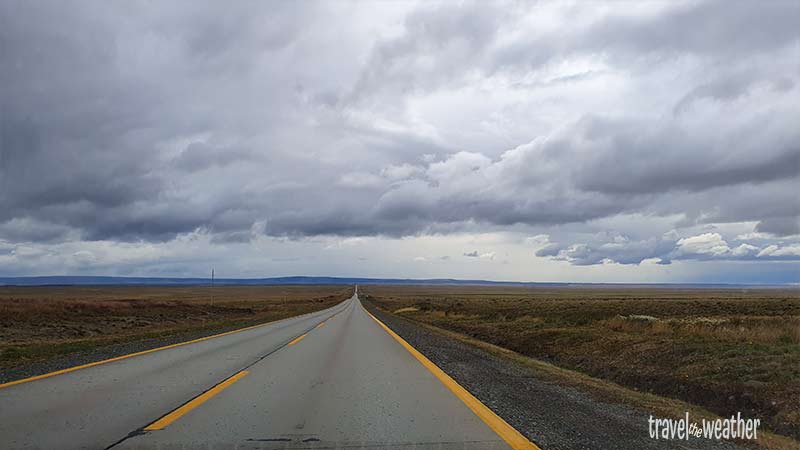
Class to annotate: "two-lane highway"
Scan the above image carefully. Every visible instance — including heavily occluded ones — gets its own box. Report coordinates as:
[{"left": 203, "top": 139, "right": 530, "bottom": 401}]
[{"left": 0, "top": 289, "right": 536, "bottom": 449}]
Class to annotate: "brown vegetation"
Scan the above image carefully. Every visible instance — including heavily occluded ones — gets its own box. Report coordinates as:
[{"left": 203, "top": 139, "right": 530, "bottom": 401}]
[
  {"left": 361, "top": 285, "right": 800, "bottom": 440},
  {"left": 0, "top": 285, "right": 352, "bottom": 369}
]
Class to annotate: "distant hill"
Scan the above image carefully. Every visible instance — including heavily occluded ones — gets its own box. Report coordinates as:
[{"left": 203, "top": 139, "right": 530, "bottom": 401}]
[
  {"left": 0, "top": 275, "right": 789, "bottom": 287},
  {"left": 0, "top": 275, "right": 555, "bottom": 287}
]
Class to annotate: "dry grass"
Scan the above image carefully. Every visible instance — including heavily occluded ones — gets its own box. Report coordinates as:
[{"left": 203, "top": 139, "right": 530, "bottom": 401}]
[
  {"left": 606, "top": 315, "right": 800, "bottom": 344},
  {"left": 0, "top": 285, "right": 352, "bottom": 368},
  {"left": 361, "top": 284, "right": 800, "bottom": 440}
]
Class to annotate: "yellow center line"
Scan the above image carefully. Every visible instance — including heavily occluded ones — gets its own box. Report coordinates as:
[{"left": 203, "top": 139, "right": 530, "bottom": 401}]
[
  {"left": 0, "top": 321, "right": 277, "bottom": 390},
  {"left": 287, "top": 333, "right": 307, "bottom": 346},
  {"left": 137, "top": 306, "right": 343, "bottom": 431},
  {"left": 365, "top": 308, "right": 540, "bottom": 450},
  {"left": 0, "top": 300, "right": 352, "bottom": 390},
  {"left": 144, "top": 370, "right": 249, "bottom": 431}
]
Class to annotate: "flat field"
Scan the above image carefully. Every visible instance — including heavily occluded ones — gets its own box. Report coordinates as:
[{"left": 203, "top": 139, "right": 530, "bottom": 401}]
[
  {"left": 0, "top": 285, "right": 352, "bottom": 370},
  {"left": 361, "top": 284, "right": 800, "bottom": 439}
]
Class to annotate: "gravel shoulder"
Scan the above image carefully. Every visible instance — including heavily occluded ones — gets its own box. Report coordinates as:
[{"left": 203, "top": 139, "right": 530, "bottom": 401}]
[{"left": 363, "top": 301, "right": 763, "bottom": 450}]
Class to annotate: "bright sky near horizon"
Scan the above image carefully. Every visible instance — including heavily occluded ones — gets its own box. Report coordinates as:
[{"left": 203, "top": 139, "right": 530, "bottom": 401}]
[{"left": 1, "top": 1, "right": 798, "bottom": 283}]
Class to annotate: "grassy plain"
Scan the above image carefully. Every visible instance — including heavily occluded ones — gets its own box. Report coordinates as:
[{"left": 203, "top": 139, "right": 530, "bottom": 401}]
[
  {"left": 361, "top": 285, "right": 800, "bottom": 439},
  {"left": 0, "top": 285, "right": 352, "bottom": 369}
]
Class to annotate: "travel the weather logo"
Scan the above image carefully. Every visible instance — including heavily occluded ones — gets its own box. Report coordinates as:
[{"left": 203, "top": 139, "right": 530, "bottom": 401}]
[{"left": 649, "top": 413, "right": 761, "bottom": 441}]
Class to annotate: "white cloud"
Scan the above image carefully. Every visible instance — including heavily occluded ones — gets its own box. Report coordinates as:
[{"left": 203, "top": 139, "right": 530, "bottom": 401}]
[
  {"left": 536, "top": 229, "right": 800, "bottom": 266},
  {"left": 758, "top": 244, "right": 800, "bottom": 258},
  {"left": 731, "top": 243, "right": 759, "bottom": 257},
  {"left": 675, "top": 233, "right": 731, "bottom": 257}
]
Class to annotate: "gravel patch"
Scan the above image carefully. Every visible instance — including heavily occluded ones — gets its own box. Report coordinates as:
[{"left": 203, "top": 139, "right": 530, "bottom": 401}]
[{"left": 365, "top": 301, "right": 749, "bottom": 450}]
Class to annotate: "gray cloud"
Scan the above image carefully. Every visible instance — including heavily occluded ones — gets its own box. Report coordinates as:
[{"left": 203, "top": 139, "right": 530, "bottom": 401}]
[
  {"left": 757, "top": 217, "right": 800, "bottom": 237},
  {"left": 0, "top": 217, "right": 73, "bottom": 243},
  {"left": 573, "top": 116, "right": 799, "bottom": 195},
  {"left": 0, "top": 0, "right": 797, "bottom": 281},
  {"left": 352, "top": 2, "right": 509, "bottom": 101},
  {"left": 171, "top": 142, "right": 253, "bottom": 172},
  {"left": 673, "top": 73, "right": 795, "bottom": 115},
  {"left": 575, "top": 0, "right": 800, "bottom": 57}
]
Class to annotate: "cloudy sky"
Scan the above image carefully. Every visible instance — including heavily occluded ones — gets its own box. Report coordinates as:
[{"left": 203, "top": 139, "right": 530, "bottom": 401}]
[{"left": 1, "top": 0, "right": 798, "bottom": 283}]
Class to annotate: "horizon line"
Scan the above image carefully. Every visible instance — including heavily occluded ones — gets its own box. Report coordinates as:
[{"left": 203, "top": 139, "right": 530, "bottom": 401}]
[{"left": 0, "top": 275, "right": 797, "bottom": 287}]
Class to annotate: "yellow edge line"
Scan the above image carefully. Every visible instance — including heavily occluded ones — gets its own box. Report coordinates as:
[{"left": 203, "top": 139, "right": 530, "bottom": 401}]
[
  {"left": 0, "top": 303, "right": 343, "bottom": 390},
  {"left": 316, "top": 321, "right": 326, "bottom": 328},
  {"left": 366, "top": 310, "right": 541, "bottom": 450},
  {"left": 287, "top": 333, "right": 307, "bottom": 346},
  {"left": 144, "top": 370, "right": 249, "bottom": 430}
]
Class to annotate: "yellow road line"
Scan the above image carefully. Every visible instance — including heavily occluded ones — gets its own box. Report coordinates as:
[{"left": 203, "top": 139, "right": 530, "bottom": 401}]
[
  {"left": 287, "top": 333, "right": 307, "bottom": 346},
  {"left": 144, "top": 370, "right": 249, "bottom": 430},
  {"left": 366, "top": 310, "right": 540, "bottom": 450},
  {"left": 316, "top": 321, "right": 326, "bottom": 328},
  {"left": 0, "top": 302, "right": 347, "bottom": 390}
]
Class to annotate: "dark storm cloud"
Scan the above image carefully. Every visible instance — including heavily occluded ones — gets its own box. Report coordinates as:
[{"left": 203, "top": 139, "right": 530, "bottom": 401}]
[
  {"left": 757, "top": 217, "right": 800, "bottom": 237},
  {"left": 0, "top": 0, "right": 323, "bottom": 242},
  {"left": 655, "top": 180, "right": 800, "bottom": 235},
  {"left": 0, "top": 0, "right": 797, "bottom": 277},
  {"left": 572, "top": 117, "right": 800, "bottom": 195},
  {"left": 0, "top": 217, "right": 73, "bottom": 243}
]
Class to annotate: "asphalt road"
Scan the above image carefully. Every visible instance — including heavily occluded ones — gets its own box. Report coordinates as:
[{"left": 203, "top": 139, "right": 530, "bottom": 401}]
[{"left": 0, "top": 290, "right": 524, "bottom": 450}]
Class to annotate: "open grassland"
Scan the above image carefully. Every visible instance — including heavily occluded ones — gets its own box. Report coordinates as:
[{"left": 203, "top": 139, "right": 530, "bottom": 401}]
[
  {"left": 0, "top": 285, "right": 352, "bottom": 369},
  {"left": 361, "top": 285, "right": 800, "bottom": 439}
]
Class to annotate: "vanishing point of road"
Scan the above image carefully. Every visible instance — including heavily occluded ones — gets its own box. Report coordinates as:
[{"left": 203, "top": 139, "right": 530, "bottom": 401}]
[{"left": 0, "top": 288, "right": 537, "bottom": 449}]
